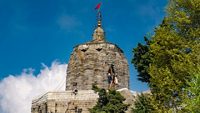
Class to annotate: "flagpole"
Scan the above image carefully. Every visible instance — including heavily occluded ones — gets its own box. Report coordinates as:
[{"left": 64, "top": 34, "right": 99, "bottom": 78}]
[{"left": 95, "top": 2, "right": 102, "bottom": 27}]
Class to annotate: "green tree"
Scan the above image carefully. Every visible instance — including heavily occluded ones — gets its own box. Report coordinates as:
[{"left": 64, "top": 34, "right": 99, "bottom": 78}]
[
  {"left": 149, "top": 0, "right": 200, "bottom": 111},
  {"left": 132, "top": 0, "right": 200, "bottom": 112},
  {"left": 149, "top": 19, "right": 192, "bottom": 111},
  {"left": 132, "top": 93, "right": 154, "bottom": 113},
  {"left": 90, "top": 85, "right": 129, "bottom": 113}
]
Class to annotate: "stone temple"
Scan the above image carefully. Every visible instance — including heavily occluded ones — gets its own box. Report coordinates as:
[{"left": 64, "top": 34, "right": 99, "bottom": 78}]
[
  {"left": 31, "top": 13, "right": 133, "bottom": 113},
  {"left": 66, "top": 19, "right": 129, "bottom": 91}
]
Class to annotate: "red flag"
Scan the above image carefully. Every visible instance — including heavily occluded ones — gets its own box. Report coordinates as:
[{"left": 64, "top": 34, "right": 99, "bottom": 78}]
[{"left": 95, "top": 3, "right": 101, "bottom": 10}]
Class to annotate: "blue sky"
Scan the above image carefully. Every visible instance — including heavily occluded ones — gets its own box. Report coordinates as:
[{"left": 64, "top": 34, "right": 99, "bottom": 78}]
[{"left": 0, "top": 0, "right": 167, "bottom": 92}]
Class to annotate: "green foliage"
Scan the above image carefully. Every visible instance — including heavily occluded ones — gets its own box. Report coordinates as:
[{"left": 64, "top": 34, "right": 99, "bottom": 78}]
[
  {"left": 132, "top": 0, "right": 200, "bottom": 112},
  {"left": 132, "top": 37, "right": 151, "bottom": 83},
  {"left": 132, "top": 93, "right": 154, "bottom": 113},
  {"left": 149, "top": 0, "right": 200, "bottom": 110},
  {"left": 182, "top": 68, "right": 200, "bottom": 112},
  {"left": 148, "top": 19, "right": 192, "bottom": 110},
  {"left": 90, "top": 85, "right": 129, "bottom": 113}
]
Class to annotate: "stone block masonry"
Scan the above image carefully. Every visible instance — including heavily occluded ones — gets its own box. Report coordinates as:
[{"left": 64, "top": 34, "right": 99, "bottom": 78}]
[
  {"left": 31, "top": 90, "right": 98, "bottom": 113},
  {"left": 66, "top": 42, "right": 129, "bottom": 90}
]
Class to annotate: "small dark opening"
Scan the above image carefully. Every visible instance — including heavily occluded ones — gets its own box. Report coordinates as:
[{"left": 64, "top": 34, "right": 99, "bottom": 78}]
[
  {"left": 81, "top": 49, "right": 87, "bottom": 52},
  {"left": 96, "top": 48, "right": 102, "bottom": 51},
  {"left": 75, "top": 107, "right": 82, "bottom": 113},
  {"left": 73, "top": 82, "right": 77, "bottom": 86}
]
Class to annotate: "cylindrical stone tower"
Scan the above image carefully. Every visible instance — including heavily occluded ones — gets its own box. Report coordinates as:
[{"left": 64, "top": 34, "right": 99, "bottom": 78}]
[{"left": 66, "top": 14, "right": 129, "bottom": 90}]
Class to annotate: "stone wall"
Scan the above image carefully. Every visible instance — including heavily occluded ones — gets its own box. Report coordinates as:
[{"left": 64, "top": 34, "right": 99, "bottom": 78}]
[
  {"left": 31, "top": 90, "right": 98, "bottom": 113},
  {"left": 31, "top": 89, "right": 138, "bottom": 113},
  {"left": 66, "top": 42, "right": 129, "bottom": 90}
]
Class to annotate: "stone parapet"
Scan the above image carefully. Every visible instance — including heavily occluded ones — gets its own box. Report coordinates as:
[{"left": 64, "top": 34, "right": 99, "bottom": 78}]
[{"left": 31, "top": 90, "right": 98, "bottom": 113}]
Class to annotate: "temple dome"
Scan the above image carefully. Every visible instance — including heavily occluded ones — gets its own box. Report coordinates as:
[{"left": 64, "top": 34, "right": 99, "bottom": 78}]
[{"left": 66, "top": 42, "right": 129, "bottom": 90}]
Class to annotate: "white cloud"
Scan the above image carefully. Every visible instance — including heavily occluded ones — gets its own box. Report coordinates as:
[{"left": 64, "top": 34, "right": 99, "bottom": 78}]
[{"left": 0, "top": 61, "right": 67, "bottom": 113}]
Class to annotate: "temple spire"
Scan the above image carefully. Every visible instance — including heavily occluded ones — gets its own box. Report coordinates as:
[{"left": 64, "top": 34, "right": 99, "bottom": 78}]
[
  {"left": 97, "top": 11, "right": 102, "bottom": 27},
  {"left": 93, "top": 11, "right": 105, "bottom": 42}
]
